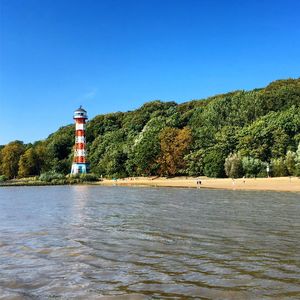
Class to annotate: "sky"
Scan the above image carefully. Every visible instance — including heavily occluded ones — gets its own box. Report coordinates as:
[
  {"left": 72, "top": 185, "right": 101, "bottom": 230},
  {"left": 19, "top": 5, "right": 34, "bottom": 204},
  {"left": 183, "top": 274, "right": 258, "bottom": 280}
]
[{"left": 0, "top": 0, "right": 299, "bottom": 144}]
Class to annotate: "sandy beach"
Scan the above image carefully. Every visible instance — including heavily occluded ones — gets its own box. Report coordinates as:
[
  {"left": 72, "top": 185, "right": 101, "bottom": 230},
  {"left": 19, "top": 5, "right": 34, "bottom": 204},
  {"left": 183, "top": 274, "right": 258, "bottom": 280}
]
[{"left": 99, "top": 176, "right": 300, "bottom": 192}]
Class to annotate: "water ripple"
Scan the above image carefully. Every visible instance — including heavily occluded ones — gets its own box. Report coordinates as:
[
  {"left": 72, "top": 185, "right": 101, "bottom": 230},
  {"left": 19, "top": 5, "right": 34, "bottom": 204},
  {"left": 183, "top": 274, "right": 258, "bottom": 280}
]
[{"left": 0, "top": 186, "right": 299, "bottom": 299}]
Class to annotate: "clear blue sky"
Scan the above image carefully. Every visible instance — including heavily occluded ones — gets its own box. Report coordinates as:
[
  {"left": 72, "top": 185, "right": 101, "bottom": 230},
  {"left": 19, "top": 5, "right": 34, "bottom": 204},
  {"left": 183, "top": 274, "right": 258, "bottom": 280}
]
[{"left": 0, "top": 0, "right": 299, "bottom": 145}]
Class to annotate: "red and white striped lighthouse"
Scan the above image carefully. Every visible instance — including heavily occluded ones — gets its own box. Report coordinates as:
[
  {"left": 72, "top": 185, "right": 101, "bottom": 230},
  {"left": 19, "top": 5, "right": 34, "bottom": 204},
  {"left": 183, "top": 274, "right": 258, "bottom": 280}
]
[{"left": 71, "top": 106, "right": 89, "bottom": 174}]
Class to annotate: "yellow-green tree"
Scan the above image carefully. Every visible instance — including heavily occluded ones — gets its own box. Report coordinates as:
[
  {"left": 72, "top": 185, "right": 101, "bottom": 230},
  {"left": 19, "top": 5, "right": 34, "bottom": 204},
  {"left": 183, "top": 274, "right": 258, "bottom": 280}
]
[
  {"left": 158, "top": 127, "right": 192, "bottom": 176},
  {"left": 0, "top": 141, "right": 25, "bottom": 179},
  {"left": 18, "top": 148, "right": 38, "bottom": 177}
]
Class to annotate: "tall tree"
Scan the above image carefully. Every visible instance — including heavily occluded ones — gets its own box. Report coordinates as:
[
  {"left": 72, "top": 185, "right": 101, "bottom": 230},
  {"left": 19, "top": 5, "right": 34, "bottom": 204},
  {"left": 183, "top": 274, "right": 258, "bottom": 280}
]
[
  {"left": 0, "top": 141, "right": 25, "bottom": 179},
  {"left": 18, "top": 148, "right": 39, "bottom": 177},
  {"left": 158, "top": 127, "right": 192, "bottom": 176}
]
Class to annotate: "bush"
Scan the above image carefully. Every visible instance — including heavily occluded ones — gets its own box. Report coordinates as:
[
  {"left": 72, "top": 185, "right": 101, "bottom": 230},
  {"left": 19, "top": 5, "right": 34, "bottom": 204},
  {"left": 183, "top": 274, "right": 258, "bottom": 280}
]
[
  {"left": 0, "top": 175, "right": 8, "bottom": 183},
  {"left": 67, "top": 173, "right": 99, "bottom": 183},
  {"left": 79, "top": 173, "right": 98, "bottom": 182},
  {"left": 39, "top": 171, "right": 65, "bottom": 182}
]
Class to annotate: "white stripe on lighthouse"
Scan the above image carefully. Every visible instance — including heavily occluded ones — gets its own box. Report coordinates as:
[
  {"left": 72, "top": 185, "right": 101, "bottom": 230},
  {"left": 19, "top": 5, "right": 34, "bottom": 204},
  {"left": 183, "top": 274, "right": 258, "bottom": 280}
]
[
  {"left": 75, "top": 149, "right": 86, "bottom": 157},
  {"left": 75, "top": 136, "right": 85, "bottom": 143},
  {"left": 76, "top": 123, "right": 85, "bottom": 130}
]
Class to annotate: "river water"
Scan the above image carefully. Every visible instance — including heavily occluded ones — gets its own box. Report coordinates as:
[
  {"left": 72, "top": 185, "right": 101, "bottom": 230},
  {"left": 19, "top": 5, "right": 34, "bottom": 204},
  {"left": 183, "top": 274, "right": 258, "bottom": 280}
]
[{"left": 0, "top": 186, "right": 299, "bottom": 299}]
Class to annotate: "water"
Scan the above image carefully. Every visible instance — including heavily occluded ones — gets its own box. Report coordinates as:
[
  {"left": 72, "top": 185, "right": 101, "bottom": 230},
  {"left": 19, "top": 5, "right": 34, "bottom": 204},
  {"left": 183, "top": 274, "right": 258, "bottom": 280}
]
[{"left": 0, "top": 186, "right": 299, "bottom": 299}]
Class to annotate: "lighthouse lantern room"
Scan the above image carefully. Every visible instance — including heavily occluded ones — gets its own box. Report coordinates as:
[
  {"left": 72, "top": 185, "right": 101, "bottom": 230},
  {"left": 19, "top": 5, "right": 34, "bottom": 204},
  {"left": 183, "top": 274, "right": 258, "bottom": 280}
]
[{"left": 71, "top": 106, "right": 90, "bottom": 174}]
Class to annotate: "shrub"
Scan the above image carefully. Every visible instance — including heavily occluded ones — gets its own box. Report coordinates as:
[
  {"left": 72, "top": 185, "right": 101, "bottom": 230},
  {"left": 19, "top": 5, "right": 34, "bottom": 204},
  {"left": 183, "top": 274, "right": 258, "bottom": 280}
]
[
  {"left": 67, "top": 173, "right": 98, "bottom": 183},
  {"left": 39, "top": 171, "right": 65, "bottom": 182},
  {"left": 79, "top": 173, "right": 98, "bottom": 182},
  {"left": 0, "top": 175, "right": 8, "bottom": 183}
]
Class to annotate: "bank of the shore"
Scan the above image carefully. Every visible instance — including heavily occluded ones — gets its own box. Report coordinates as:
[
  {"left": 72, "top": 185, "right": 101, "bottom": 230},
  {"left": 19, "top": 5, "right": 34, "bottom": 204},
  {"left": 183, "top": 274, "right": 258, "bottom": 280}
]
[
  {"left": 1, "top": 176, "right": 299, "bottom": 192},
  {"left": 98, "top": 176, "right": 300, "bottom": 192}
]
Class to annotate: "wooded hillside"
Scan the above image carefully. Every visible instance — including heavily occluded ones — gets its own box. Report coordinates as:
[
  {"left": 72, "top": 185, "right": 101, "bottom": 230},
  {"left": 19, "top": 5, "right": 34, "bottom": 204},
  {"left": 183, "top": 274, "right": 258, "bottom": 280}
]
[{"left": 1, "top": 78, "right": 300, "bottom": 180}]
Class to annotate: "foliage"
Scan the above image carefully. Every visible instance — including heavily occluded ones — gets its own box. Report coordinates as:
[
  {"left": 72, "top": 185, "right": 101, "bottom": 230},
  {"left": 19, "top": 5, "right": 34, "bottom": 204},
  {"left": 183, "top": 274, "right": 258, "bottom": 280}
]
[
  {"left": 271, "top": 158, "right": 288, "bottom": 177},
  {"left": 0, "top": 175, "right": 8, "bottom": 182},
  {"left": 126, "top": 116, "right": 166, "bottom": 176},
  {"left": 294, "top": 143, "right": 300, "bottom": 176},
  {"left": 78, "top": 173, "right": 98, "bottom": 182},
  {"left": 203, "top": 148, "right": 226, "bottom": 178},
  {"left": 157, "top": 127, "right": 192, "bottom": 176},
  {"left": 242, "top": 156, "right": 267, "bottom": 178},
  {"left": 18, "top": 148, "right": 40, "bottom": 177},
  {"left": 184, "top": 149, "right": 205, "bottom": 176},
  {"left": 66, "top": 173, "right": 99, "bottom": 183},
  {"left": 224, "top": 153, "right": 243, "bottom": 178},
  {"left": 285, "top": 150, "right": 296, "bottom": 176},
  {"left": 39, "top": 171, "right": 66, "bottom": 183},
  {"left": 0, "top": 141, "right": 25, "bottom": 179},
  {"left": 1, "top": 78, "right": 300, "bottom": 179}
]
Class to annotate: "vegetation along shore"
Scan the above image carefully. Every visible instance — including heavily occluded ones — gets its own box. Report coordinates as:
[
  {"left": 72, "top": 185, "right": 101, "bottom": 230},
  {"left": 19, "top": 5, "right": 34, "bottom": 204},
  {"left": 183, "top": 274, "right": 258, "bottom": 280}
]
[{"left": 0, "top": 78, "right": 300, "bottom": 186}]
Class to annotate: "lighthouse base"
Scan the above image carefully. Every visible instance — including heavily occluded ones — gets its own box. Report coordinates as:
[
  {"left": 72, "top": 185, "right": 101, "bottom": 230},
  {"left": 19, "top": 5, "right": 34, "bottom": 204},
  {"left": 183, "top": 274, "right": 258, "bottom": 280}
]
[{"left": 71, "top": 163, "right": 90, "bottom": 174}]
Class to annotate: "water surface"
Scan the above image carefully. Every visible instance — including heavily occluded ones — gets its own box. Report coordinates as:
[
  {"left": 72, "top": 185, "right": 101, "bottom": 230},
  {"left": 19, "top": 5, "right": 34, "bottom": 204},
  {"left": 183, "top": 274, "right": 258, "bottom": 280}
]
[{"left": 0, "top": 186, "right": 299, "bottom": 299}]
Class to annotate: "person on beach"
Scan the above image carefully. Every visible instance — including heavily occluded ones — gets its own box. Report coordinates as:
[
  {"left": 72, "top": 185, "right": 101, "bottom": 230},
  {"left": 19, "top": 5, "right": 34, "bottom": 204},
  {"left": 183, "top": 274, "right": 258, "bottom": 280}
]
[{"left": 196, "top": 179, "right": 202, "bottom": 188}]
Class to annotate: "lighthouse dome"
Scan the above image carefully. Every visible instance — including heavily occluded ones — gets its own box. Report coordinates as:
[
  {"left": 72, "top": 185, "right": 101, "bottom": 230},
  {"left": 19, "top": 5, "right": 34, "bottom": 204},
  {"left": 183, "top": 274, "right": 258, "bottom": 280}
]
[{"left": 74, "top": 105, "right": 88, "bottom": 119}]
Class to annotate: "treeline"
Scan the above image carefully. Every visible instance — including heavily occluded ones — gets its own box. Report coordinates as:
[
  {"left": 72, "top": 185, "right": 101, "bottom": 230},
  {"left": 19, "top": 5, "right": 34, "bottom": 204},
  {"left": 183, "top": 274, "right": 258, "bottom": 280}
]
[{"left": 1, "top": 78, "right": 300, "bottom": 181}]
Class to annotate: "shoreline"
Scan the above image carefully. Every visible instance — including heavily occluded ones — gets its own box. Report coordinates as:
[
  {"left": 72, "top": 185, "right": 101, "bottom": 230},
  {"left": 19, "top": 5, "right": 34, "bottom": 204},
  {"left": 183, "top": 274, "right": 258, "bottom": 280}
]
[
  {"left": 1, "top": 176, "right": 299, "bottom": 192},
  {"left": 98, "top": 176, "right": 300, "bottom": 193}
]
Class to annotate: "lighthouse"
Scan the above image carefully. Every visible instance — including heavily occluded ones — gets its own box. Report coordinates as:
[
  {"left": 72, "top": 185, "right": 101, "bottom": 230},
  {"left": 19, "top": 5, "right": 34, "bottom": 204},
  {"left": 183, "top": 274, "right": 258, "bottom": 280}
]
[{"left": 71, "top": 106, "right": 90, "bottom": 174}]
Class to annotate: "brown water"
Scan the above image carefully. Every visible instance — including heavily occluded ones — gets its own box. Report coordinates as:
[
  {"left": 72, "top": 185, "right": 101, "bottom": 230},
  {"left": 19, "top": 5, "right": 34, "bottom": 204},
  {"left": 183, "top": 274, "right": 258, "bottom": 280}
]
[{"left": 0, "top": 186, "right": 299, "bottom": 299}]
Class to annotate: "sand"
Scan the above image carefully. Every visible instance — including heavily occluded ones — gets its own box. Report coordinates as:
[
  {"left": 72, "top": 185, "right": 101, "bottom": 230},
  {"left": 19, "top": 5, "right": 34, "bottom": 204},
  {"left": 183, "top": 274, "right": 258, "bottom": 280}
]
[{"left": 98, "top": 176, "right": 300, "bottom": 192}]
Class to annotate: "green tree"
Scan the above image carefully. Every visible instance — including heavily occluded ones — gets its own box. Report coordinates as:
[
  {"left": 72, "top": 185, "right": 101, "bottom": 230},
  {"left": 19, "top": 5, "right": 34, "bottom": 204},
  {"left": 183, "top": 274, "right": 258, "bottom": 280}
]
[
  {"left": 203, "top": 148, "right": 226, "bottom": 178},
  {"left": 295, "top": 143, "right": 300, "bottom": 176},
  {"left": 285, "top": 150, "right": 296, "bottom": 176},
  {"left": 184, "top": 149, "right": 205, "bottom": 176},
  {"left": 127, "top": 117, "right": 166, "bottom": 176},
  {"left": 224, "top": 153, "right": 243, "bottom": 178},
  {"left": 242, "top": 156, "right": 267, "bottom": 177},
  {"left": 271, "top": 158, "right": 288, "bottom": 177}
]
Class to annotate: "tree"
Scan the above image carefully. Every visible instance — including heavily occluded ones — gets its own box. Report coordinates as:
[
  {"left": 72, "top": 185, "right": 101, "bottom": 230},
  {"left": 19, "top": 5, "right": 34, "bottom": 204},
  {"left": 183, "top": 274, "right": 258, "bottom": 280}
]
[
  {"left": 1, "top": 78, "right": 300, "bottom": 179},
  {"left": 203, "top": 148, "right": 226, "bottom": 178},
  {"left": 0, "top": 141, "right": 25, "bottom": 178},
  {"left": 271, "top": 158, "right": 288, "bottom": 177},
  {"left": 242, "top": 156, "right": 267, "bottom": 177},
  {"left": 46, "top": 126, "right": 74, "bottom": 174},
  {"left": 18, "top": 148, "right": 39, "bottom": 177},
  {"left": 184, "top": 149, "right": 205, "bottom": 176},
  {"left": 158, "top": 127, "right": 192, "bottom": 176},
  {"left": 224, "top": 153, "right": 243, "bottom": 178},
  {"left": 127, "top": 117, "right": 166, "bottom": 176},
  {"left": 285, "top": 150, "right": 296, "bottom": 176},
  {"left": 295, "top": 143, "right": 300, "bottom": 176}
]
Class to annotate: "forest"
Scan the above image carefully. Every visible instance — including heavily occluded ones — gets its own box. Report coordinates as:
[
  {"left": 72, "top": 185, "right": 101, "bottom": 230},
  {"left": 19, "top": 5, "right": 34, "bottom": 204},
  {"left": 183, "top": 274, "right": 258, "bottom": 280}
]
[{"left": 1, "top": 78, "right": 300, "bottom": 181}]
